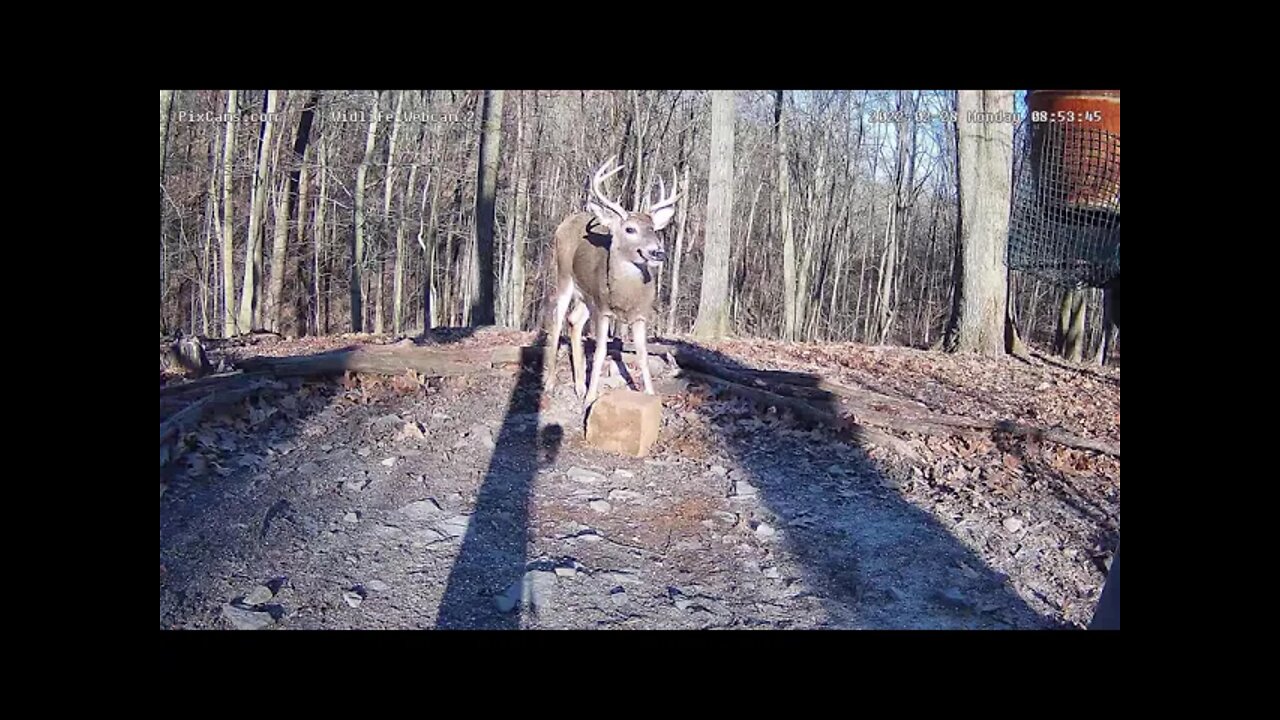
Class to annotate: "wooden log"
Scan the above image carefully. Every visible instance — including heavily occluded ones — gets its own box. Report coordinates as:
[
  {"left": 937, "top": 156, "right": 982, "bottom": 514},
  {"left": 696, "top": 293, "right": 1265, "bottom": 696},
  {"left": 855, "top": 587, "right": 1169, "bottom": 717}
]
[
  {"left": 672, "top": 352, "right": 1119, "bottom": 458},
  {"left": 236, "top": 345, "right": 497, "bottom": 378},
  {"left": 678, "top": 369, "right": 923, "bottom": 462}
]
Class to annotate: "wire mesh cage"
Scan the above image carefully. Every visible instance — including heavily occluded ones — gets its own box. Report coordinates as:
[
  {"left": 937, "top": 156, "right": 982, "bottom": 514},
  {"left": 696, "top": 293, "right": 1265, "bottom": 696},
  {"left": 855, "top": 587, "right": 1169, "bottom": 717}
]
[{"left": 1007, "top": 119, "right": 1120, "bottom": 288}]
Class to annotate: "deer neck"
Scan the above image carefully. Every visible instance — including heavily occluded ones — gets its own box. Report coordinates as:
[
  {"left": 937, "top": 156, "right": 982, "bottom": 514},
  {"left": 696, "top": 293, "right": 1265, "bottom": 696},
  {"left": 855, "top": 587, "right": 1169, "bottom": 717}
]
[{"left": 605, "top": 242, "right": 649, "bottom": 310}]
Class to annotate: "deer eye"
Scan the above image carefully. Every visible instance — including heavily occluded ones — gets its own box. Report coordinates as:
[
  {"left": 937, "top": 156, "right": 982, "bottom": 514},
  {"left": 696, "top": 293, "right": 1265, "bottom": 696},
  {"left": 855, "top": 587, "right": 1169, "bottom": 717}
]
[{"left": 625, "top": 227, "right": 636, "bottom": 234}]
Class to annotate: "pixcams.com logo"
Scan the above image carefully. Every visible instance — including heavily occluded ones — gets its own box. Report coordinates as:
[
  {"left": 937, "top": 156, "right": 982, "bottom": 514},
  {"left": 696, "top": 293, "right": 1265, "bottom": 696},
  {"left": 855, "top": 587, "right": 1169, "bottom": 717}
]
[{"left": 177, "top": 110, "right": 286, "bottom": 123}]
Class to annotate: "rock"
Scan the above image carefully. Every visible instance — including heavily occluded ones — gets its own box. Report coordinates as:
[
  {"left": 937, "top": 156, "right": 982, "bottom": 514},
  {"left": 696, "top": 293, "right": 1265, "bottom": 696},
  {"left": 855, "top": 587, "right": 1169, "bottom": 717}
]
[
  {"left": 731, "top": 479, "right": 758, "bottom": 499},
  {"left": 585, "top": 391, "right": 663, "bottom": 458},
  {"left": 343, "top": 477, "right": 368, "bottom": 494},
  {"left": 887, "top": 586, "right": 906, "bottom": 602},
  {"left": 1003, "top": 518, "right": 1025, "bottom": 533},
  {"left": 934, "top": 587, "right": 970, "bottom": 610},
  {"left": 434, "top": 514, "right": 471, "bottom": 539},
  {"left": 222, "top": 604, "right": 275, "bottom": 630},
  {"left": 713, "top": 511, "right": 739, "bottom": 528},
  {"left": 495, "top": 571, "right": 557, "bottom": 613},
  {"left": 366, "top": 580, "right": 391, "bottom": 593},
  {"left": 381, "top": 457, "right": 396, "bottom": 467},
  {"left": 709, "top": 465, "right": 730, "bottom": 477},
  {"left": 344, "top": 512, "right": 359, "bottom": 524},
  {"left": 763, "top": 567, "right": 781, "bottom": 580},
  {"left": 647, "top": 356, "right": 668, "bottom": 378},
  {"left": 343, "top": 590, "right": 364, "bottom": 608},
  {"left": 589, "top": 500, "right": 612, "bottom": 513},
  {"left": 754, "top": 522, "right": 776, "bottom": 539},
  {"left": 297, "top": 461, "right": 322, "bottom": 477},
  {"left": 674, "top": 598, "right": 693, "bottom": 611},
  {"left": 567, "top": 467, "right": 606, "bottom": 483},
  {"left": 554, "top": 566, "right": 577, "bottom": 579},
  {"left": 608, "top": 489, "right": 643, "bottom": 502},
  {"left": 357, "top": 447, "right": 372, "bottom": 458},
  {"left": 601, "top": 375, "right": 627, "bottom": 389},
  {"left": 613, "top": 469, "right": 635, "bottom": 479},
  {"left": 400, "top": 499, "right": 444, "bottom": 522},
  {"left": 494, "top": 584, "right": 521, "bottom": 613},
  {"left": 243, "top": 585, "right": 274, "bottom": 606}
]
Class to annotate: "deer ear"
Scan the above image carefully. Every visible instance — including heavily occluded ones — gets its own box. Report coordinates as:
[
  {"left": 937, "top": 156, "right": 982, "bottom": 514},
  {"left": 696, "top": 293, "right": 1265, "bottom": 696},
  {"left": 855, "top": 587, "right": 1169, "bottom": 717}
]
[
  {"left": 650, "top": 205, "right": 675, "bottom": 231},
  {"left": 587, "top": 200, "right": 619, "bottom": 227}
]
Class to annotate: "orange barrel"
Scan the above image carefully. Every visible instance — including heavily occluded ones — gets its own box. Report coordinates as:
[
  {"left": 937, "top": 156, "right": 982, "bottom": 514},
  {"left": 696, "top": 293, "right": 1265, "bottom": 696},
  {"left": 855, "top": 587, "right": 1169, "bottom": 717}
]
[{"left": 1026, "top": 90, "right": 1120, "bottom": 210}]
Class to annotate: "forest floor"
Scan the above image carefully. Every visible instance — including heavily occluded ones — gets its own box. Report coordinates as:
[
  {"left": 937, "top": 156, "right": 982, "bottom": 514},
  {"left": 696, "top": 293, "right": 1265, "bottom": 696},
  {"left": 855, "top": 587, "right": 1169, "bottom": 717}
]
[{"left": 159, "top": 330, "right": 1119, "bottom": 630}]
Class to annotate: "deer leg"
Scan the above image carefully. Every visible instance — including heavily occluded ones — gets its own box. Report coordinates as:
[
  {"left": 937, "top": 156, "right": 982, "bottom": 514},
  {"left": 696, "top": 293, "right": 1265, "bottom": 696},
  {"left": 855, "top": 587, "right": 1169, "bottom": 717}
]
[
  {"left": 632, "top": 319, "right": 655, "bottom": 395},
  {"left": 584, "top": 313, "right": 611, "bottom": 406},
  {"left": 543, "top": 286, "right": 574, "bottom": 391},
  {"left": 568, "top": 301, "right": 589, "bottom": 398}
]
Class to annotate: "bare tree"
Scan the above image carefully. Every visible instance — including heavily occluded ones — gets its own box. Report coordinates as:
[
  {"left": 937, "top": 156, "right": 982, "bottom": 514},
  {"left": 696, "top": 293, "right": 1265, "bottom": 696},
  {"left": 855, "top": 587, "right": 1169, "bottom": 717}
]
[
  {"left": 1056, "top": 287, "right": 1087, "bottom": 362},
  {"left": 160, "top": 90, "right": 175, "bottom": 181},
  {"left": 352, "top": 90, "right": 382, "bottom": 332},
  {"left": 220, "top": 90, "right": 239, "bottom": 338},
  {"left": 472, "top": 89, "right": 504, "bottom": 326},
  {"left": 945, "top": 90, "right": 1014, "bottom": 356},
  {"left": 692, "top": 90, "right": 736, "bottom": 340},
  {"left": 776, "top": 91, "right": 798, "bottom": 341},
  {"left": 504, "top": 91, "right": 531, "bottom": 329},
  {"left": 237, "top": 90, "right": 280, "bottom": 333},
  {"left": 266, "top": 92, "right": 318, "bottom": 334},
  {"left": 161, "top": 90, "right": 176, "bottom": 331}
]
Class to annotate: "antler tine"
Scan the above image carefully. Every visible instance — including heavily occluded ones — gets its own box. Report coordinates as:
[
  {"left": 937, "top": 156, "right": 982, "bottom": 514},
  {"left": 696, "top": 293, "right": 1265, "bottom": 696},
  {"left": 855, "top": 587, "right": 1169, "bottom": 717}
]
[
  {"left": 590, "top": 156, "right": 628, "bottom": 220},
  {"left": 647, "top": 167, "right": 680, "bottom": 214}
]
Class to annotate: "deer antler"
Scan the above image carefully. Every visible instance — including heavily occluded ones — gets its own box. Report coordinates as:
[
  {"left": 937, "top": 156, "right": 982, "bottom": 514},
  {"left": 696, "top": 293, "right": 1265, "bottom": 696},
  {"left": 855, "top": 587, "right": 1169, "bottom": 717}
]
[
  {"left": 646, "top": 168, "right": 680, "bottom": 216},
  {"left": 590, "top": 156, "right": 628, "bottom": 220}
]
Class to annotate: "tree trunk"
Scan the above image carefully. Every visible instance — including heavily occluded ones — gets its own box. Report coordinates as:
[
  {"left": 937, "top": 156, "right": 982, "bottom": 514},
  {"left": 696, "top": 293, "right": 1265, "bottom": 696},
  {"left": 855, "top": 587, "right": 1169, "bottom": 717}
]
[
  {"left": 237, "top": 90, "right": 280, "bottom": 333},
  {"left": 353, "top": 90, "right": 381, "bottom": 332},
  {"left": 1096, "top": 285, "right": 1117, "bottom": 365},
  {"left": 201, "top": 129, "right": 217, "bottom": 338},
  {"left": 265, "top": 92, "right": 317, "bottom": 334},
  {"left": 314, "top": 137, "right": 328, "bottom": 337},
  {"left": 666, "top": 100, "right": 695, "bottom": 335},
  {"left": 292, "top": 117, "right": 314, "bottom": 338},
  {"left": 666, "top": 157, "right": 691, "bottom": 335},
  {"left": 776, "top": 91, "right": 798, "bottom": 341},
  {"left": 508, "top": 93, "right": 529, "bottom": 329},
  {"left": 472, "top": 89, "right": 504, "bottom": 327},
  {"left": 221, "top": 90, "right": 239, "bottom": 338},
  {"left": 395, "top": 138, "right": 420, "bottom": 337},
  {"left": 160, "top": 90, "right": 175, "bottom": 181},
  {"left": 1057, "top": 287, "right": 1087, "bottom": 363},
  {"left": 692, "top": 91, "right": 736, "bottom": 341},
  {"left": 945, "top": 90, "right": 1013, "bottom": 356}
]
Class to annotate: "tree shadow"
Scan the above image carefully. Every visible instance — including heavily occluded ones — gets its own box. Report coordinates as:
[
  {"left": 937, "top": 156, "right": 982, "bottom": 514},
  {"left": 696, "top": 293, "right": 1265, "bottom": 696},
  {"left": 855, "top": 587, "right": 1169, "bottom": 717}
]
[
  {"left": 657, "top": 339, "right": 1073, "bottom": 629},
  {"left": 159, "top": 328, "right": 547, "bottom": 630},
  {"left": 434, "top": 350, "right": 559, "bottom": 629}
]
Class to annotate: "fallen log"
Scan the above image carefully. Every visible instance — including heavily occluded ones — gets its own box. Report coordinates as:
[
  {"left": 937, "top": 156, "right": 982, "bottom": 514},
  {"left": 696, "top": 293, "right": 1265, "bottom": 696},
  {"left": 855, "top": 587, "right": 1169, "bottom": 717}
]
[
  {"left": 678, "top": 369, "right": 923, "bottom": 463},
  {"left": 159, "top": 371, "right": 248, "bottom": 399},
  {"left": 236, "top": 345, "right": 502, "bottom": 378},
  {"left": 673, "top": 353, "right": 1119, "bottom": 458}
]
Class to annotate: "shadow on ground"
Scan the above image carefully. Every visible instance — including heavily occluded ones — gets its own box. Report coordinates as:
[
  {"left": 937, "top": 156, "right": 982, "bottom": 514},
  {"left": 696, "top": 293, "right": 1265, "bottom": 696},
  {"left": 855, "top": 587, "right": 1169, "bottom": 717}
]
[{"left": 654, "top": 338, "right": 1060, "bottom": 629}]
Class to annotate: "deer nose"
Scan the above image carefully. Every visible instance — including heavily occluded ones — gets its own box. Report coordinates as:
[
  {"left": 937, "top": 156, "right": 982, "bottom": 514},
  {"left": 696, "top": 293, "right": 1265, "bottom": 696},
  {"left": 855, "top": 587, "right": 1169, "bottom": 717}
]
[{"left": 648, "top": 248, "right": 667, "bottom": 262}]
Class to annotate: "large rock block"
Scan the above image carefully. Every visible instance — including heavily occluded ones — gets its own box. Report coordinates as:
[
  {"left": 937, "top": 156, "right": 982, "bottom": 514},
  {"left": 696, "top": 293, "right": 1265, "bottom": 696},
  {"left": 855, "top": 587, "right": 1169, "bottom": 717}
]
[{"left": 586, "top": 391, "right": 663, "bottom": 457}]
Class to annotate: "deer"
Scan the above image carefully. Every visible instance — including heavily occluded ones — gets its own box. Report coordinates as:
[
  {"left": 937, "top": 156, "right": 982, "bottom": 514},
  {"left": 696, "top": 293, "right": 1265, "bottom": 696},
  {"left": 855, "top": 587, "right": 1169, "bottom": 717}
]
[{"left": 542, "top": 156, "right": 680, "bottom": 407}]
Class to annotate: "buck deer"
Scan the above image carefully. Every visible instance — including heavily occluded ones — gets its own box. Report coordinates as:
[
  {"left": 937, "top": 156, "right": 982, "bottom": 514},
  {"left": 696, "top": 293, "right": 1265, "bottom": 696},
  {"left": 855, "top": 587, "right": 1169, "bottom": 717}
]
[{"left": 543, "top": 156, "right": 679, "bottom": 406}]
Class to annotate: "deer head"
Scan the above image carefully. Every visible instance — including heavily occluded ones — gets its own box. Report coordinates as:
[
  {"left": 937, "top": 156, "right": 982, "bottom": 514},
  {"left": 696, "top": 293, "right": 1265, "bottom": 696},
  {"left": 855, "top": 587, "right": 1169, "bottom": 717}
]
[{"left": 585, "top": 156, "right": 679, "bottom": 268}]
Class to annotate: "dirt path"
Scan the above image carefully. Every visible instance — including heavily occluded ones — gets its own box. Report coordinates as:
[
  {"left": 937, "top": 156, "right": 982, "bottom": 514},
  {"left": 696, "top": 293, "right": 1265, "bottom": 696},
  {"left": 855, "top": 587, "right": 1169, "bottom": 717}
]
[{"left": 160, "top": 342, "right": 1118, "bottom": 630}]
